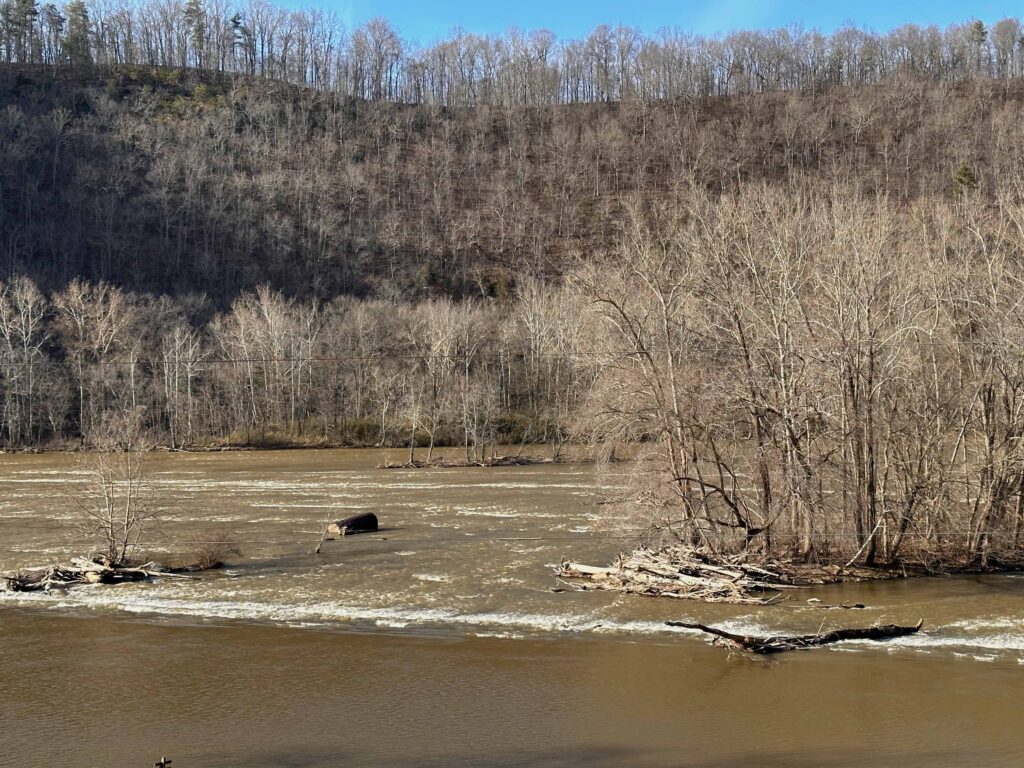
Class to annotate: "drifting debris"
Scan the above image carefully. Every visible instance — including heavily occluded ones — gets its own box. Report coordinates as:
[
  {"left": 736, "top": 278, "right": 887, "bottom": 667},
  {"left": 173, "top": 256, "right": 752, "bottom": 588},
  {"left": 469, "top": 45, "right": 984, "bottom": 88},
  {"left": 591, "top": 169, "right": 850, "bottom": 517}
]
[
  {"left": 668, "top": 619, "right": 925, "bottom": 654},
  {"left": 801, "top": 600, "right": 866, "bottom": 610}
]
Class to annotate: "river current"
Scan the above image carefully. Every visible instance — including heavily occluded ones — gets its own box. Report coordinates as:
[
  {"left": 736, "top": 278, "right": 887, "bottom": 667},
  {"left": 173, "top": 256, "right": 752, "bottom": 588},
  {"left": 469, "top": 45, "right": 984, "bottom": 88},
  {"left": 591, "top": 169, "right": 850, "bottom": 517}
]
[{"left": 1, "top": 449, "right": 1022, "bottom": 767}]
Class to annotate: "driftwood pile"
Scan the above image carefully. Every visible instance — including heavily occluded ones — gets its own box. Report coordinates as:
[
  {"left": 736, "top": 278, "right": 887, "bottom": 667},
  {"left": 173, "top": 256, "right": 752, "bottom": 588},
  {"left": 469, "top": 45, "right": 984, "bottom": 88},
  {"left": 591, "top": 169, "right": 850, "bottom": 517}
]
[
  {"left": 669, "top": 619, "right": 925, "bottom": 654},
  {"left": 1, "top": 557, "right": 187, "bottom": 592},
  {"left": 556, "top": 545, "right": 803, "bottom": 604}
]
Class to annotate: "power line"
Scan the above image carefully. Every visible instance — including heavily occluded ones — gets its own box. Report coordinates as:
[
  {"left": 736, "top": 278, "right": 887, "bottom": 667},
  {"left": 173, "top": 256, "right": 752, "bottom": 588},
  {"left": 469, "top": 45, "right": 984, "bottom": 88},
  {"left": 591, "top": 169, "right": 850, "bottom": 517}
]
[
  {"left": 0, "top": 351, "right": 594, "bottom": 369},
  {"left": 0, "top": 335, "right": 1019, "bottom": 370}
]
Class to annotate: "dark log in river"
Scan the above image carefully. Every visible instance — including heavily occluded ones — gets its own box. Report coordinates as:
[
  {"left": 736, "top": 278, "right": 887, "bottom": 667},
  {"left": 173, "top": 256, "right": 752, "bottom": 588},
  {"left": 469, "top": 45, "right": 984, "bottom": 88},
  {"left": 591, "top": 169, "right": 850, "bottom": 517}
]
[{"left": 668, "top": 619, "right": 925, "bottom": 653}]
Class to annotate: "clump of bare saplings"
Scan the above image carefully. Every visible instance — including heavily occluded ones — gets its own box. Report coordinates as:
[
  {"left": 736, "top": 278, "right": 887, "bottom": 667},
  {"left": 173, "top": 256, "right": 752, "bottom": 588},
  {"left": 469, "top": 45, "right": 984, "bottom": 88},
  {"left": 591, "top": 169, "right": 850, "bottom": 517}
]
[
  {"left": 178, "top": 528, "right": 243, "bottom": 571},
  {"left": 559, "top": 184, "right": 1024, "bottom": 597}
]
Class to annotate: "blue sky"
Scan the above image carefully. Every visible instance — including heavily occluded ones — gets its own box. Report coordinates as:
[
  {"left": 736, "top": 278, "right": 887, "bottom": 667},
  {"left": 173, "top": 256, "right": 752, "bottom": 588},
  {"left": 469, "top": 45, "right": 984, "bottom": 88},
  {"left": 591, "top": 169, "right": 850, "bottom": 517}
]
[{"left": 313, "top": 1, "right": 1024, "bottom": 43}]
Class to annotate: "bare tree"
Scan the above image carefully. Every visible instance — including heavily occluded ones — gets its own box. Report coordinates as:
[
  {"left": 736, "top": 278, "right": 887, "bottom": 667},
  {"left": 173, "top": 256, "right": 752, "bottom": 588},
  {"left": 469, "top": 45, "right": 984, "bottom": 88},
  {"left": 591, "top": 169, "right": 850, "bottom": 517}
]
[{"left": 67, "top": 408, "right": 159, "bottom": 567}]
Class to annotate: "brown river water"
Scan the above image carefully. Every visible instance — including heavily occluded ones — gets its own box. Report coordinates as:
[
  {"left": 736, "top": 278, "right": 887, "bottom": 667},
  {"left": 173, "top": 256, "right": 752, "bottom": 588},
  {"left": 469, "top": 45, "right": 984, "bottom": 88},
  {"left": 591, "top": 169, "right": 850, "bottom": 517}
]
[{"left": 1, "top": 449, "right": 1023, "bottom": 767}]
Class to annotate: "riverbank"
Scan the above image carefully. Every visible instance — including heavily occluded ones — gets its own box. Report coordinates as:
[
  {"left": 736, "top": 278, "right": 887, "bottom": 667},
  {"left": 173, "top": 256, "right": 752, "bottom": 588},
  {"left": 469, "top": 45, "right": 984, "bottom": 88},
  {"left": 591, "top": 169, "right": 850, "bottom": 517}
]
[
  {"left": 0, "top": 439, "right": 589, "bottom": 459},
  {"left": 378, "top": 455, "right": 581, "bottom": 469}
]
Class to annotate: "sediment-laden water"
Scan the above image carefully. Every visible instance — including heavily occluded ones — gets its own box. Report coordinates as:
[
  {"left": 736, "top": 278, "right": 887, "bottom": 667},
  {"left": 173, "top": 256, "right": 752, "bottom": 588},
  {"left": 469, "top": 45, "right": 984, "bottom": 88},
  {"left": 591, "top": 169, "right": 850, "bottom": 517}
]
[{"left": 1, "top": 449, "right": 1023, "bottom": 767}]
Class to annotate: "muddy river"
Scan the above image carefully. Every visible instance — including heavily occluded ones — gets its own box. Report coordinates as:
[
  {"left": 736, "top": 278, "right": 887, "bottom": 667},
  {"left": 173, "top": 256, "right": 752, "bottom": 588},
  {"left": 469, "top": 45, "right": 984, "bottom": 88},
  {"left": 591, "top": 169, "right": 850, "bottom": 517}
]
[{"left": 1, "top": 449, "right": 1022, "bottom": 767}]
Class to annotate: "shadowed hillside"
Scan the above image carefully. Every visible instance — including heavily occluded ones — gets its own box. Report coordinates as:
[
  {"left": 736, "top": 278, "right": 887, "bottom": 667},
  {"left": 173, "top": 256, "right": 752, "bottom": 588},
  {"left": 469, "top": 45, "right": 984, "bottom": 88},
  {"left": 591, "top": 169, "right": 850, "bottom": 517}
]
[{"left": 2, "top": 64, "right": 1024, "bottom": 304}]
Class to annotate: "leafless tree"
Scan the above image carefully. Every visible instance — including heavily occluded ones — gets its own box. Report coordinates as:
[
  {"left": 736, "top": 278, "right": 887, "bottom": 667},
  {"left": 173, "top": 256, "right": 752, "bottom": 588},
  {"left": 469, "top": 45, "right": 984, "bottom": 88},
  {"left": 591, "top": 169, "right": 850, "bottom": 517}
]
[{"left": 66, "top": 407, "right": 159, "bottom": 566}]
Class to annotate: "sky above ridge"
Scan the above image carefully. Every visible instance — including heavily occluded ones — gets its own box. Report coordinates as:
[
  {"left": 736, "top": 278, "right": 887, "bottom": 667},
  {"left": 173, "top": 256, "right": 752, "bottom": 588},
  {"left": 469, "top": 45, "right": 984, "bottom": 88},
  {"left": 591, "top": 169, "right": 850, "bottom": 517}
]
[{"left": 301, "top": 0, "right": 1024, "bottom": 43}]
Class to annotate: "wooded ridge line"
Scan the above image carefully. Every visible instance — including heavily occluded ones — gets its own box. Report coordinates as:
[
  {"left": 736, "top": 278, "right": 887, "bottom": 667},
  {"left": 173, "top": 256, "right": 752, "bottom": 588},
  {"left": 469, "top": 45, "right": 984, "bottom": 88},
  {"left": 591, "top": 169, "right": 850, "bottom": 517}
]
[
  {"left": 3, "top": 59, "right": 1024, "bottom": 304},
  {"left": 0, "top": 6, "right": 1019, "bottom": 104}
]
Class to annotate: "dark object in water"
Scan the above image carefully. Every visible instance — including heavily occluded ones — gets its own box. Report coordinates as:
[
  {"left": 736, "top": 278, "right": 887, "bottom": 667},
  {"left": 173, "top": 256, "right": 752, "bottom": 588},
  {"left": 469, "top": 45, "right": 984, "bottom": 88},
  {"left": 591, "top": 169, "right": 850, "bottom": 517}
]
[
  {"left": 668, "top": 619, "right": 924, "bottom": 654},
  {"left": 327, "top": 512, "right": 379, "bottom": 537}
]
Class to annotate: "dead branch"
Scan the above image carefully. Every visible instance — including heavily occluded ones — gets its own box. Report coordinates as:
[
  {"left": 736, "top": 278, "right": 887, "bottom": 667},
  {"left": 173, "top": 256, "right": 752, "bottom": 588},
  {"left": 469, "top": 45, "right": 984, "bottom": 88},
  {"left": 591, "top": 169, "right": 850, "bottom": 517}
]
[{"left": 668, "top": 619, "right": 924, "bottom": 654}]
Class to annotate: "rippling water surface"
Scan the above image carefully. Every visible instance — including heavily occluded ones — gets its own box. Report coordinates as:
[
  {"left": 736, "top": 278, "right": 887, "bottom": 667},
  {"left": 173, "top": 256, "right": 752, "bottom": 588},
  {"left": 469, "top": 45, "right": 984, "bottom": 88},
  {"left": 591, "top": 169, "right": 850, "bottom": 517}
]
[{"left": 2, "top": 449, "right": 1023, "bottom": 767}]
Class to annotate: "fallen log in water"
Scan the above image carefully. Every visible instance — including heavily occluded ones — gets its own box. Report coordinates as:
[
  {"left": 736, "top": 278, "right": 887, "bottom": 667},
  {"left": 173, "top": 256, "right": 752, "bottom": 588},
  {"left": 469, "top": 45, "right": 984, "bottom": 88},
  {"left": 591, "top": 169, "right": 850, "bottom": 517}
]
[
  {"left": 555, "top": 545, "right": 803, "bottom": 604},
  {"left": 668, "top": 619, "right": 925, "bottom": 654},
  {"left": 326, "top": 512, "right": 379, "bottom": 537}
]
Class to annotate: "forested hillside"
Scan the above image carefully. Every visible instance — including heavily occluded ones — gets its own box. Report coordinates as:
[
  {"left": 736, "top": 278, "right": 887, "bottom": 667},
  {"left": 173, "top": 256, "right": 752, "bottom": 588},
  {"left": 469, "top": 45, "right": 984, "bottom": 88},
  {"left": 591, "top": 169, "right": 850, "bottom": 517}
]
[
  {"left": 3, "top": 64, "right": 1024, "bottom": 301},
  {"left": 1, "top": 7, "right": 1024, "bottom": 302}
]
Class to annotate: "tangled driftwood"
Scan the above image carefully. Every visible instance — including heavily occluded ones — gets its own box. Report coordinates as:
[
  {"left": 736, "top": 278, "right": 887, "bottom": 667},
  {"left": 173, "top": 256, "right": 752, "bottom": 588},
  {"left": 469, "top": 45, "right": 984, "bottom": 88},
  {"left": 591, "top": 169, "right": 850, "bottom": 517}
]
[
  {"left": 556, "top": 545, "right": 804, "bottom": 604},
  {"left": 1, "top": 557, "right": 192, "bottom": 592},
  {"left": 669, "top": 619, "right": 925, "bottom": 654}
]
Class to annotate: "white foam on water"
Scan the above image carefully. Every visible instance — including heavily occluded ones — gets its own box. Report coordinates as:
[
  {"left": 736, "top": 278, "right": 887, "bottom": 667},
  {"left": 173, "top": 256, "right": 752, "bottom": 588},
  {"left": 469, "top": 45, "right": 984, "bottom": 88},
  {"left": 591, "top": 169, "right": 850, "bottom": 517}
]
[
  {"left": 0, "top": 587, "right": 704, "bottom": 639},
  {"left": 412, "top": 574, "right": 450, "bottom": 583},
  {"left": 701, "top": 615, "right": 1024, "bottom": 656},
  {"left": 6, "top": 581, "right": 1024, "bottom": 663},
  {"left": 456, "top": 509, "right": 520, "bottom": 518},
  {"left": 947, "top": 617, "right": 1024, "bottom": 631},
  {"left": 507, "top": 546, "right": 548, "bottom": 555},
  {"left": 249, "top": 503, "right": 342, "bottom": 510},
  {"left": 2, "top": 545, "right": 65, "bottom": 553},
  {"left": 867, "top": 631, "right": 1024, "bottom": 652},
  {"left": 3, "top": 469, "right": 90, "bottom": 476}
]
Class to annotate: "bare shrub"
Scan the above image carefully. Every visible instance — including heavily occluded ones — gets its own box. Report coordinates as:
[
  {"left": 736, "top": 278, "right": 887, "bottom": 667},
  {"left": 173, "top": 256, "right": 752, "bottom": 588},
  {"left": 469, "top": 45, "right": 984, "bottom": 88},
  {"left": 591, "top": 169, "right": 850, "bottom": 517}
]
[{"left": 181, "top": 528, "right": 242, "bottom": 570}]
